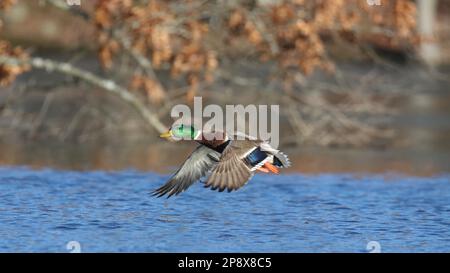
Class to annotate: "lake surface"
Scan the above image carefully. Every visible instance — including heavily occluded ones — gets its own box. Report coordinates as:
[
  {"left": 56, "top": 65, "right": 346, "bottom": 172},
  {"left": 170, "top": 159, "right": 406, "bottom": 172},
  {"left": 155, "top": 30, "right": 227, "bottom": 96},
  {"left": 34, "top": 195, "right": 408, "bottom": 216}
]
[{"left": 0, "top": 166, "right": 449, "bottom": 252}]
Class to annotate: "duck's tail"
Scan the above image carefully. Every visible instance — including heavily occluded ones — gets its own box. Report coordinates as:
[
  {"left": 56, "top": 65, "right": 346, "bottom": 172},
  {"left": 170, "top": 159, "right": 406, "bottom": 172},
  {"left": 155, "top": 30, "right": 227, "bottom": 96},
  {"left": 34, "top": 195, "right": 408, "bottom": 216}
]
[{"left": 273, "top": 152, "right": 291, "bottom": 168}]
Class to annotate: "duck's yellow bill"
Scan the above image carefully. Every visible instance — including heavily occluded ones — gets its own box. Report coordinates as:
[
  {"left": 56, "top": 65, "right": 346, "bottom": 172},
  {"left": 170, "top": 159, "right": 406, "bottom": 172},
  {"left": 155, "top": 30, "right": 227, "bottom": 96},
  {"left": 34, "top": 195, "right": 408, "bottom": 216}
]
[{"left": 159, "top": 130, "right": 172, "bottom": 138}]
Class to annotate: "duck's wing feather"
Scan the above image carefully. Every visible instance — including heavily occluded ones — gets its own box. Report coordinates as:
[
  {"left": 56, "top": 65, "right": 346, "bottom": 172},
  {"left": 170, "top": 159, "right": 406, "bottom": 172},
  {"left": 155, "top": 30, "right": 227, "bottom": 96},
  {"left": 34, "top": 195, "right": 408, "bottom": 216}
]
[
  {"left": 204, "top": 140, "right": 255, "bottom": 192},
  {"left": 153, "top": 145, "right": 220, "bottom": 198}
]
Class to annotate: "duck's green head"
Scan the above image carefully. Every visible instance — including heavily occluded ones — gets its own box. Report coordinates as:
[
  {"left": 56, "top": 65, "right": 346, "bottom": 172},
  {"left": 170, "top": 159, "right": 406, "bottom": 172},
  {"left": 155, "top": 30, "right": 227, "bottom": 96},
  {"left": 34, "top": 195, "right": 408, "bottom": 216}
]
[{"left": 160, "top": 124, "right": 199, "bottom": 140}]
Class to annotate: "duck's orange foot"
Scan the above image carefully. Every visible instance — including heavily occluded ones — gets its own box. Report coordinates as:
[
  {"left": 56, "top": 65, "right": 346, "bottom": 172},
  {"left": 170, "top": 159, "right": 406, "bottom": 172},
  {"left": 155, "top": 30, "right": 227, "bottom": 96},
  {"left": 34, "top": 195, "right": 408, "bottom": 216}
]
[
  {"left": 263, "top": 162, "right": 279, "bottom": 174},
  {"left": 257, "top": 167, "right": 270, "bottom": 173}
]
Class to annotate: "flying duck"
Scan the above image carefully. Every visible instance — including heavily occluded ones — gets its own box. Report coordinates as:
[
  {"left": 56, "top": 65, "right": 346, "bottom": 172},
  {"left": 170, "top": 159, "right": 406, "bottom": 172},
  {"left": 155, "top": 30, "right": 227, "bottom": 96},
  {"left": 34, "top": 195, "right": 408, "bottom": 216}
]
[{"left": 153, "top": 124, "right": 290, "bottom": 197}]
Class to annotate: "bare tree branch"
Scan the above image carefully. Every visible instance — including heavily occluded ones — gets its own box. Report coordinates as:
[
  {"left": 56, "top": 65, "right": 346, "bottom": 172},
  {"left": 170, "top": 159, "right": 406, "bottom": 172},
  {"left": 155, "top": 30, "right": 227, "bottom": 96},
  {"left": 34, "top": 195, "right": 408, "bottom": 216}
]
[
  {"left": 113, "top": 30, "right": 168, "bottom": 100},
  {"left": 0, "top": 55, "right": 167, "bottom": 133}
]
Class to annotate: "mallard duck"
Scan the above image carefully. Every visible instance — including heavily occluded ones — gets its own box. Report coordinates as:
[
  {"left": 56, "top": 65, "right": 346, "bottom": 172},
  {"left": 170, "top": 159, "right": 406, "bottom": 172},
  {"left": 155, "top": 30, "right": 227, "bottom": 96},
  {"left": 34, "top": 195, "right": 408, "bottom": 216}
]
[{"left": 153, "top": 124, "right": 290, "bottom": 197}]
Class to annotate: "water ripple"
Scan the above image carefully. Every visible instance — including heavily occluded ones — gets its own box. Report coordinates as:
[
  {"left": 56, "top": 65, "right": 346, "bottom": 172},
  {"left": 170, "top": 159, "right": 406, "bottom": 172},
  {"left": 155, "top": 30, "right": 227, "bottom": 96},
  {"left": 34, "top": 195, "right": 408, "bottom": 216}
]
[{"left": 0, "top": 167, "right": 449, "bottom": 252}]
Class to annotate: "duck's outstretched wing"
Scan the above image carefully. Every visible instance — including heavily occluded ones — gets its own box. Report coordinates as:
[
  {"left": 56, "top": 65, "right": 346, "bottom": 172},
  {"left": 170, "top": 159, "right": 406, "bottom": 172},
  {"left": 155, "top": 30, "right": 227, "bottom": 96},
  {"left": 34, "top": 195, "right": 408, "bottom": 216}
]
[
  {"left": 204, "top": 141, "right": 254, "bottom": 192},
  {"left": 153, "top": 145, "right": 220, "bottom": 198}
]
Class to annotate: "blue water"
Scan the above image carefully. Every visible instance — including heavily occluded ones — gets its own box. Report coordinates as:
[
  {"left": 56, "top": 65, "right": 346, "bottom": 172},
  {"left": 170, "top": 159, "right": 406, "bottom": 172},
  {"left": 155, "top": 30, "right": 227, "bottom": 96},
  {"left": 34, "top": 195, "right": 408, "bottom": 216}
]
[{"left": 0, "top": 167, "right": 449, "bottom": 252}]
